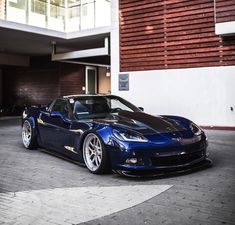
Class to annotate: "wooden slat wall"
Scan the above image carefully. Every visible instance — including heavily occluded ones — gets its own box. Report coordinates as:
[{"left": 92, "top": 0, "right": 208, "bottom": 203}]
[
  {"left": 120, "top": 0, "right": 235, "bottom": 72},
  {"left": 215, "top": 0, "right": 235, "bottom": 23}
]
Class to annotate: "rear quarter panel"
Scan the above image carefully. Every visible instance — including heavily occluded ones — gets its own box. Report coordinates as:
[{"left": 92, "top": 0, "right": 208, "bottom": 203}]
[{"left": 22, "top": 106, "right": 46, "bottom": 136}]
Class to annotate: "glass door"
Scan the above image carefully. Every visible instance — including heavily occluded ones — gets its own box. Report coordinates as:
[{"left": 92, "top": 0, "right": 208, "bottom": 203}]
[{"left": 85, "top": 66, "right": 97, "bottom": 94}]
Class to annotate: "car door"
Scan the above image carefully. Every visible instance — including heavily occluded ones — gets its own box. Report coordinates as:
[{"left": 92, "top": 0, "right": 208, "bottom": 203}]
[
  {"left": 37, "top": 100, "right": 57, "bottom": 148},
  {"left": 38, "top": 99, "right": 73, "bottom": 154}
]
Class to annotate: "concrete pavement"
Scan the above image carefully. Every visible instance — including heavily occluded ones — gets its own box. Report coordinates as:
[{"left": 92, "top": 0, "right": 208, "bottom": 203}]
[{"left": 0, "top": 119, "right": 235, "bottom": 225}]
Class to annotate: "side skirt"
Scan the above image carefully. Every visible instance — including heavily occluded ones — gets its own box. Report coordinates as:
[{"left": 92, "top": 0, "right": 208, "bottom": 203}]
[{"left": 40, "top": 148, "right": 86, "bottom": 167}]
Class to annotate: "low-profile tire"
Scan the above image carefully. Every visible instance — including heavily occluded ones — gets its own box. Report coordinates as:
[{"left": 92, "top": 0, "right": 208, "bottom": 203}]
[
  {"left": 82, "top": 132, "right": 110, "bottom": 174},
  {"left": 22, "top": 119, "right": 37, "bottom": 149}
]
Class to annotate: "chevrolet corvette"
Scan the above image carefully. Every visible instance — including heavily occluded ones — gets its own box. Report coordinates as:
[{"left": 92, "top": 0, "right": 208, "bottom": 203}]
[{"left": 22, "top": 94, "right": 211, "bottom": 176}]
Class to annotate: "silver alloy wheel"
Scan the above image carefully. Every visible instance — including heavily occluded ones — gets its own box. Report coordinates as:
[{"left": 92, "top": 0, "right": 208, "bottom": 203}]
[
  {"left": 83, "top": 133, "right": 103, "bottom": 172},
  {"left": 22, "top": 120, "right": 32, "bottom": 148}
]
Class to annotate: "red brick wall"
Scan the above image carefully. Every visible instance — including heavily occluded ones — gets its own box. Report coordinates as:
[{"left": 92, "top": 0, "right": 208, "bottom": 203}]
[
  {"left": 2, "top": 57, "right": 85, "bottom": 108},
  {"left": 120, "top": 0, "right": 235, "bottom": 72},
  {"left": 59, "top": 63, "right": 85, "bottom": 97}
]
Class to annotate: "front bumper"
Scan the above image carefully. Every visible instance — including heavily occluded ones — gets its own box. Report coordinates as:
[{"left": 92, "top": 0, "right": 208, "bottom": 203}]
[
  {"left": 109, "top": 134, "right": 211, "bottom": 176},
  {"left": 114, "top": 158, "right": 212, "bottom": 178}
]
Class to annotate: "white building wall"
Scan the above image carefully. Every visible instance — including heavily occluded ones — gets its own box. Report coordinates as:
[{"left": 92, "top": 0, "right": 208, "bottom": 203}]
[
  {"left": 110, "top": 1, "right": 235, "bottom": 127},
  {"left": 112, "top": 67, "right": 235, "bottom": 127}
]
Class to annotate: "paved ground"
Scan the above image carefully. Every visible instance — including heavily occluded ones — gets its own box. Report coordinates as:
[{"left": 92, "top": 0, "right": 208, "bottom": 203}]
[{"left": 0, "top": 118, "right": 235, "bottom": 225}]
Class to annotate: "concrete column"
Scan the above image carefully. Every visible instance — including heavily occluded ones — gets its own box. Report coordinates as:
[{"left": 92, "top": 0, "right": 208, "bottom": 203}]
[{"left": 110, "top": 0, "right": 120, "bottom": 94}]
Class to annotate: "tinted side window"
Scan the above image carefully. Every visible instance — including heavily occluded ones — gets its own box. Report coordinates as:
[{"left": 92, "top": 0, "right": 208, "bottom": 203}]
[
  {"left": 51, "top": 100, "right": 69, "bottom": 117},
  {"left": 109, "top": 99, "right": 133, "bottom": 112}
]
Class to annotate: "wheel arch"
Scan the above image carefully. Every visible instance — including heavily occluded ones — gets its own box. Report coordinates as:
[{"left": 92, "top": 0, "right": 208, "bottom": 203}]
[
  {"left": 22, "top": 117, "right": 38, "bottom": 149},
  {"left": 78, "top": 127, "right": 112, "bottom": 165},
  {"left": 78, "top": 130, "right": 103, "bottom": 152},
  {"left": 81, "top": 130, "right": 111, "bottom": 174},
  {"left": 23, "top": 116, "right": 40, "bottom": 135}
]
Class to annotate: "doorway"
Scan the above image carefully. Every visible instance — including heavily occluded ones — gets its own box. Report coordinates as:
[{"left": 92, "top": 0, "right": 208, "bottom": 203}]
[
  {"left": 98, "top": 67, "right": 111, "bottom": 94},
  {"left": 85, "top": 66, "right": 97, "bottom": 94}
]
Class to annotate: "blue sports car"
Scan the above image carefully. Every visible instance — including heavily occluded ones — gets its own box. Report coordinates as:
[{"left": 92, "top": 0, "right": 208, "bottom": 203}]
[{"left": 22, "top": 94, "right": 211, "bottom": 176}]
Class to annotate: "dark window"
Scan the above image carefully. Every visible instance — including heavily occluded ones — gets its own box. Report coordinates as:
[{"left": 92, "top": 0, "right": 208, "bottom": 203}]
[{"left": 51, "top": 99, "right": 69, "bottom": 118}]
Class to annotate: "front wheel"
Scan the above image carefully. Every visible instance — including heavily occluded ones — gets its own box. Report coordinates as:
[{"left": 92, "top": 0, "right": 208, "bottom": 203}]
[
  {"left": 22, "top": 119, "right": 37, "bottom": 149},
  {"left": 83, "top": 133, "right": 110, "bottom": 174}
]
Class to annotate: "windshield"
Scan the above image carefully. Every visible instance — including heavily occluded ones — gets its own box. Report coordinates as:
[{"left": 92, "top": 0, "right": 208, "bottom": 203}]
[{"left": 70, "top": 96, "right": 140, "bottom": 120}]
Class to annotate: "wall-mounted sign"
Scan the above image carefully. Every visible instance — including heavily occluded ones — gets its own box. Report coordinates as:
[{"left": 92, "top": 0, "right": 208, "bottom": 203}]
[{"left": 119, "top": 73, "right": 129, "bottom": 91}]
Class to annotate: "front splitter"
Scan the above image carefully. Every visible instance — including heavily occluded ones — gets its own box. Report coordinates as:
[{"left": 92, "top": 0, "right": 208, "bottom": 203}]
[{"left": 114, "top": 158, "right": 212, "bottom": 178}]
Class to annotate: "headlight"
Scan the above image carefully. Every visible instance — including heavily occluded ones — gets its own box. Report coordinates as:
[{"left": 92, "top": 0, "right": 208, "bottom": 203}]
[
  {"left": 189, "top": 122, "right": 202, "bottom": 136},
  {"left": 113, "top": 129, "right": 148, "bottom": 142}
]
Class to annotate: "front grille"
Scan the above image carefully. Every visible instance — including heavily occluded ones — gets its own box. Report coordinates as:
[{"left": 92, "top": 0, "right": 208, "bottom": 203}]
[
  {"left": 183, "top": 141, "right": 205, "bottom": 152},
  {"left": 151, "top": 150, "right": 204, "bottom": 166},
  {"left": 146, "top": 140, "right": 206, "bottom": 156}
]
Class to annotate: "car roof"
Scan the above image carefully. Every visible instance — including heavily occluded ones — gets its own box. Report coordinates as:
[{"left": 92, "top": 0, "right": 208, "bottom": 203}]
[{"left": 62, "top": 94, "right": 114, "bottom": 99}]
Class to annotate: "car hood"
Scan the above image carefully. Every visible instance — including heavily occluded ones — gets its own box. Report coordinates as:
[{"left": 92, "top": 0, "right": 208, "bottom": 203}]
[{"left": 94, "top": 111, "right": 188, "bottom": 135}]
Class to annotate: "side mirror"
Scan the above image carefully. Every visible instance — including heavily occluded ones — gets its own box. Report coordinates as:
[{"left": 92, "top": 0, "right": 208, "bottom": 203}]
[
  {"left": 50, "top": 111, "right": 63, "bottom": 119},
  {"left": 138, "top": 107, "right": 144, "bottom": 111}
]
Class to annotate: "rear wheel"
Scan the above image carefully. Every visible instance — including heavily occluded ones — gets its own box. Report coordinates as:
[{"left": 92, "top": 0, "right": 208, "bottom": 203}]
[
  {"left": 22, "top": 119, "right": 37, "bottom": 149},
  {"left": 83, "top": 133, "right": 110, "bottom": 174}
]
